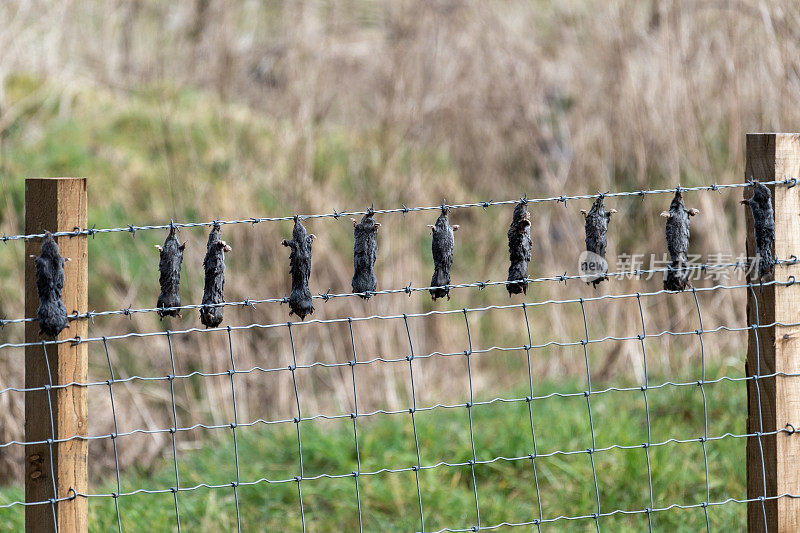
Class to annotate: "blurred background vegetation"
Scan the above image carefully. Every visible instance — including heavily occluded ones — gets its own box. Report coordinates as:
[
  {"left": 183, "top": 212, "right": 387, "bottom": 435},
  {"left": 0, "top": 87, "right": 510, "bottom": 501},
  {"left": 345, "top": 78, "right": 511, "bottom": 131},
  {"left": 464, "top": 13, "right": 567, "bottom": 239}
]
[{"left": 1, "top": 0, "right": 799, "bottom": 530}]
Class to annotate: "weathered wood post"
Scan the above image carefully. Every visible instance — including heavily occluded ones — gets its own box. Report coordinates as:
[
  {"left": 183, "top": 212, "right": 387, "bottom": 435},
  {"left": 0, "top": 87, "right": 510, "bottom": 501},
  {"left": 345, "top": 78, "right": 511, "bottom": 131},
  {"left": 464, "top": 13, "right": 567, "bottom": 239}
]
[
  {"left": 745, "top": 134, "right": 800, "bottom": 531},
  {"left": 24, "top": 178, "right": 88, "bottom": 532}
]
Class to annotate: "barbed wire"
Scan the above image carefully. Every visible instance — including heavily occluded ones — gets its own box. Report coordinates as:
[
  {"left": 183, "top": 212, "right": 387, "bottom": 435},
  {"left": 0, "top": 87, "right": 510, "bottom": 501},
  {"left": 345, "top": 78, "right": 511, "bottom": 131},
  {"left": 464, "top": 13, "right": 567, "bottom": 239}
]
[
  {"left": 0, "top": 179, "right": 793, "bottom": 242},
  {"left": 1, "top": 256, "right": 793, "bottom": 328}
]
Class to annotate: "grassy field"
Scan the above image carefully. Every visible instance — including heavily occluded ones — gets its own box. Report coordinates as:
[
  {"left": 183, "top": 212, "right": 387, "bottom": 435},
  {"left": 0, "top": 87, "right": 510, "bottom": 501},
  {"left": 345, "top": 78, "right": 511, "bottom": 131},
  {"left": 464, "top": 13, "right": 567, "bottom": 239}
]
[
  {"left": 0, "top": 366, "right": 750, "bottom": 532},
  {"left": 1, "top": 2, "right": 790, "bottom": 525}
]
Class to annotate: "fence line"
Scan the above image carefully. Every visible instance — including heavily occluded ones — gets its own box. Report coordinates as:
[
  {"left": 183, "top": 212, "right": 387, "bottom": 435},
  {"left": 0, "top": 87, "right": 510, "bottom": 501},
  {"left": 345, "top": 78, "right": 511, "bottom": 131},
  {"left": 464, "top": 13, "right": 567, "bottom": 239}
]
[
  {"left": 0, "top": 279, "right": 791, "bottom": 350},
  {"left": 1, "top": 277, "right": 797, "bottom": 528},
  {"left": 3, "top": 168, "right": 799, "bottom": 530},
  {"left": 1, "top": 359, "right": 799, "bottom": 449},
  {"left": 1, "top": 179, "right": 794, "bottom": 242},
  {"left": 1, "top": 257, "right": 795, "bottom": 328}
]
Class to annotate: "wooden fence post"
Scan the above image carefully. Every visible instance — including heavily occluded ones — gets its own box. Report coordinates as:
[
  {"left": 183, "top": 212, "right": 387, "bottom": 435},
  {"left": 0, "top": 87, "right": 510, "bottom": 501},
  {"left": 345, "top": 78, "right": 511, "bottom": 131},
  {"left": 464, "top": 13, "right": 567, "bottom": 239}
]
[
  {"left": 745, "top": 134, "right": 800, "bottom": 531},
  {"left": 24, "top": 178, "right": 88, "bottom": 532}
]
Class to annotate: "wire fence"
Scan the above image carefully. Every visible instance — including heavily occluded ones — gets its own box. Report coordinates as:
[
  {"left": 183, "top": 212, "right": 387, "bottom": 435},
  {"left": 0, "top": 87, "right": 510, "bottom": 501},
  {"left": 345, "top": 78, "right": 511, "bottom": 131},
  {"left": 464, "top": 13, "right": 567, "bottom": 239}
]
[{"left": 1, "top": 180, "right": 798, "bottom": 531}]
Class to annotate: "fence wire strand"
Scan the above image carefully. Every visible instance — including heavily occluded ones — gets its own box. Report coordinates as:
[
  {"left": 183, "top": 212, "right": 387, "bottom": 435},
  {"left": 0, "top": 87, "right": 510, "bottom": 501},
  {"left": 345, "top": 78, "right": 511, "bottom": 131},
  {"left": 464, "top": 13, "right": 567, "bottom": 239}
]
[
  {"left": 5, "top": 257, "right": 793, "bottom": 328},
  {"left": 2, "top": 181, "right": 799, "bottom": 531},
  {"left": 0, "top": 179, "right": 793, "bottom": 243}
]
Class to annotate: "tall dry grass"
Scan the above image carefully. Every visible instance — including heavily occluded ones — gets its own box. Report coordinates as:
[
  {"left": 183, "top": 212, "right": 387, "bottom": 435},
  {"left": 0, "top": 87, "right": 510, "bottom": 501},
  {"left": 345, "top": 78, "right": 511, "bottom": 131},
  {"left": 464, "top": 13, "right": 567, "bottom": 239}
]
[{"left": 1, "top": 0, "right": 799, "bottom": 481}]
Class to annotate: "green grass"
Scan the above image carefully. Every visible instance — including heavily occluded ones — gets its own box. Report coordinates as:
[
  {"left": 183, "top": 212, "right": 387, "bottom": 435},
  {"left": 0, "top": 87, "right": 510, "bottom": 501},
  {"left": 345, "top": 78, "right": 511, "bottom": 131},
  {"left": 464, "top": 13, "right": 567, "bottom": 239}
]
[{"left": 0, "top": 372, "right": 750, "bottom": 532}]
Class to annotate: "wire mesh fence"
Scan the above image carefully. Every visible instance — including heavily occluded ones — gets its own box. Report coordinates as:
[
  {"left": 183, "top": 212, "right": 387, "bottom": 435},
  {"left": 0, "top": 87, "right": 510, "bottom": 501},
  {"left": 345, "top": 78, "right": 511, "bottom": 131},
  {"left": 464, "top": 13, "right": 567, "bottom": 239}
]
[{"left": 1, "top": 179, "right": 799, "bottom": 531}]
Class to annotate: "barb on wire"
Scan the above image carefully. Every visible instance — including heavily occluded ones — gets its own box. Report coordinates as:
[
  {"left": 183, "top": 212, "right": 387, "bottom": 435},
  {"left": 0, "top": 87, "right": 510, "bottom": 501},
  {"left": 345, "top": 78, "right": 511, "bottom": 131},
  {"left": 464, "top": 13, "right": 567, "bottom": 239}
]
[
  {"left": 0, "top": 179, "right": 793, "bottom": 242},
  {"left": 1, "top": 257, "right": 794, "bottom": 328}
]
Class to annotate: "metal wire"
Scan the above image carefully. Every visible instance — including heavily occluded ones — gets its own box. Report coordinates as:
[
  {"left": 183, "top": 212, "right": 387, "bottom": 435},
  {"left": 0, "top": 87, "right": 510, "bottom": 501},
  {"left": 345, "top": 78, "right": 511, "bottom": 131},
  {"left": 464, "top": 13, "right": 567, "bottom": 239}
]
[
  {"left": 2, "top": 181, "right": 798, "bottom": 531},
  {"left": 3, "top": 288, "right": 796, "bottom": 528},
  {"left": 578, "top": 300, "right": 602, "bottom": 532},
  {"left": 5, "top": 257, "right": 790, "bottom": 328},
  {"left": 100, "top": 338, "right": 123, "bottom": 532},
  {"left": 634, "top": 294, "right": 655, "bottom": 532},
  {"left": 520, "top": 303, "right": 544, "bottom": 532},
  {"left": 225, "top": 326, "right": 243, "bottom": 533},
  {"left": 0, "top": 279, "right": 791, "bottom": 351},
  {"left": 0, "top": 318, "right": 797, "bottom": 399},
  {"left": 0, "top": 178, "right": 792, "bottom": 242},
  {"left": 404, "top": 313, "right": 427, "bottom": 532}
]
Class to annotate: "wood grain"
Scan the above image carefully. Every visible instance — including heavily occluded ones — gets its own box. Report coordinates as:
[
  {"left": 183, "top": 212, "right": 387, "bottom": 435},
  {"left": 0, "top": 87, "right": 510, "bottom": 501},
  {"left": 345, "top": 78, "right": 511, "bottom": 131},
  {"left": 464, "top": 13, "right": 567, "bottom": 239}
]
[
  {"left": 745, "top": 134, "right": 800, "bottom": 531},
  {"left": 24, "top": 178, "right": 88, "bottom": 532}
]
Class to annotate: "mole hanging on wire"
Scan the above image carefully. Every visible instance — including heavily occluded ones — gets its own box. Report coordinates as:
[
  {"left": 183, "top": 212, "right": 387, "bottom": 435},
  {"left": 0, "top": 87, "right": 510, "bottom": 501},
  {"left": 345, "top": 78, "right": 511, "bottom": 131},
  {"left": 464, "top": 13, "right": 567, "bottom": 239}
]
[
  {"left": 282, "top": 215, "right": 316, "bottom": 320},
  {"left": 741, "top": 180, "right": 775, "bottom": 280},
  {"left": 351, "top": 209, "right": 380, "bottom": 298},
  {"left": 428, "top": 203, "right": 459, "bottom": 300},
  {"left": 32, "top": 231, "right": 69, "bottom": 337},
  {"left": 200, "top": 222, "right": 232, "bottom": 328},
  {"left": 506, "top": 199, "right": 532, "bottom": 295},
  {"left": 580, "top": 195, "right": 616, "bottom": 287},
  {"left": 155, "top": 225, "right": 186, "bottom": 318},
  {"left": 661, "top": 189, "right": 699, "bottom": 291}
]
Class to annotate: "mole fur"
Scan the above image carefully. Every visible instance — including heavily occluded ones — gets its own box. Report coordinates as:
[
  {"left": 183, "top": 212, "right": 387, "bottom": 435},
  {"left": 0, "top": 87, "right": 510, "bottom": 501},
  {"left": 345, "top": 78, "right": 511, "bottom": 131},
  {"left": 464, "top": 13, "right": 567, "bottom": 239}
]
[
  {"left": 741, "top": 181, "right": 775, "bottom": 280},
  {"left": 351, "top": 210, "right": 380, "bottom": 298},
  {"left": 156, "top": 227, "right": 186, "bottom": 318},
  {"left": 200, "top": 223, "right": 232, "bottom": 328},
  {"left": 429, "top": 206, "right": 458, "bottom": 300},
  {"left": 282, "top": 216, "right": 315, "bottom": 320},
  {"left": 34, "top": 231, "right": 69, "bottom": 337},
  {"left": 506, "top": 200, "right": 532, "bottom": 295},
  {"left": 581, "top": 196, "right": 616, "bottom": 287},
  {"left": 661, "top": 190, "right": 699, "bottom": 291}
]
